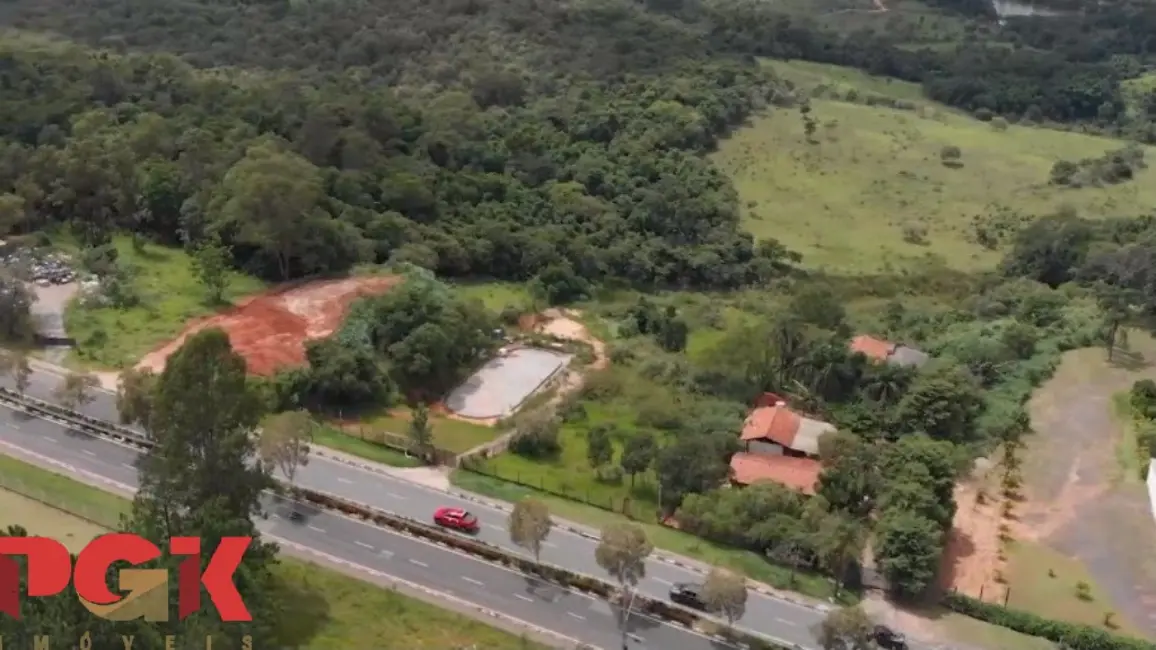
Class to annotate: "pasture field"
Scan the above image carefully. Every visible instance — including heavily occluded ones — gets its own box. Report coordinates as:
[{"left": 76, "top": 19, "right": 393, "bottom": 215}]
[{"left": 714, "top": 60, "right": 1156, "bottom": 273}]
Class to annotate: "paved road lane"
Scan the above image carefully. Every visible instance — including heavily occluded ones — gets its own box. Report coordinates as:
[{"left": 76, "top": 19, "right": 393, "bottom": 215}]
[{"left": 0, "top": 372, "right": 825, "bottom": 647}]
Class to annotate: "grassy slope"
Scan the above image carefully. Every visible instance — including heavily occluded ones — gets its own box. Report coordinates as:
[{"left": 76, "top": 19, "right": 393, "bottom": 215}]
[
  {"left": 64, "top": 234, "right": 267, "bottom": 369},
  {"left": 0, "top": 453, "right": 547, "bottom": 650},
  {"left": 714, "top": 60, "right": 1156, "bottom": 273}
]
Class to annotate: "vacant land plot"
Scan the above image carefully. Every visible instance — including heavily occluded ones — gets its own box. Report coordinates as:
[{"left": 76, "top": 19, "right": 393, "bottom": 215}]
[
  {"left": 445, "top": 347, "right": 571, "bottom": 419},
  {"left": 137, "top": 275, "right": 400, "bottom": 376},
  {"left": 65, "top": 236, "right": 267, "bottom": 368},
  {"left": 0, "top": 488, "right": 105, "bottom": 552},
  {"left": 714, "top": 61, "right": 1156, "bottom": 273},
  {"left": 1012, "top": 334, "right": 1156, "bottom": 637},
  {"left": 0, "top": 452, "right": 548, "bottom": 650}
]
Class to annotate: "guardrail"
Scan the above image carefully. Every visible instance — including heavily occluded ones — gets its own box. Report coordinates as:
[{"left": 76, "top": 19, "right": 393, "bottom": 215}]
[{"left": 0, "top": 387, "right": 800, "bottom": 650}]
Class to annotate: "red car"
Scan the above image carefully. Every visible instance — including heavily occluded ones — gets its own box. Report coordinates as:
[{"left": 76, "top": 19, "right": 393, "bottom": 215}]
[{"left": 433, "top": 507, "right": 480, "bottom": 534}]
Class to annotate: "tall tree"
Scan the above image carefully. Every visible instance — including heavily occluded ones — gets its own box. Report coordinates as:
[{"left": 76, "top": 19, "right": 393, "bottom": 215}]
[
  {"left": 813, "top": 606, "right": 875, "bottom": 650},
  {"left": 11, "top": 352, "right": 31, "bottom": 396},
  {"left": 190, "top": 232, "right": 232, "bottom": 304},
  {"left": 508, "top": 497, "right": 553, "bottom": 563},
  {"left": 595, "top": 523, "right": 653, "bottom": 650},
  {"left": 595, "top": 523, "right": 653, "bottom": 590},
  {"left": 620, "top": 432, "right": 657, "bottom": 487},
  {"left": 702, "top": 567, "right": 748, "bottom": 627},
  {"left": 126, "top": 327, "right": 280, "bottom": 643},
  {"left": 0, "top": 272, "right": 35, "bottom": 344},
  {"left": 815, "top": 512, "right": 867, "bottom": 598},
  {"left": 117, "top": 366, "right": 158, "bottom": 430},
  {"left": 586, "top": 424, "right": 613, "bottom": 468},
  {"left": 407, "top": 402, "right": 434, "bottom": 462},
  {"left": 54, "top": 371, "right": 99, "bottom": 410},
  {"left": 211, "top": 140, "right": 323, "bottom": 280},
  {"left": 259, "top": 409, "right": 315, "bottom": 485}
]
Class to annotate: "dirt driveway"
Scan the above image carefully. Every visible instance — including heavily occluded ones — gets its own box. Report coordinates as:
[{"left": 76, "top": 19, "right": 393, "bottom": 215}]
[{"left": 1017, "top": 342, "right": 1156, "bottom": 636}]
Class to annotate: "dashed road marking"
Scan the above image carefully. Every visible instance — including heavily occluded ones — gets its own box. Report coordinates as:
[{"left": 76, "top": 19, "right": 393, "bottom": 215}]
[
  {"left": 462, "top": 576, "right": 484, "bottom": 586},
  {"left": 386, "top": 492, "right": 405, "bottom": 499},
  {"left": 379, "top": 550, "right": 395, "bottom": 558},
  {"left": 82, "top": 449, "right": 96, "bottom": 456},
  {"left": 409, "top": 559, "right": 429, "bottom": 568},
  {"left": 654, "top": 578, "right": 673, "bottom": 585},
  {"left": 568, "top": 612, "right": 585, "bottom": 620},
  {"left": 515, "top": 594, "right": 533, "bottom": 602},
  {"left": 308, "top": 525, "right": 325, "bottom": 533},
  {"left": 775, "top": 617, "right": 797, "bottom": 627},
  {"left": 337, "top": 477, "right": 353, "bottom": 485},
  {"left": 355, "top": 541, "right": 374, "bottom": 550}
]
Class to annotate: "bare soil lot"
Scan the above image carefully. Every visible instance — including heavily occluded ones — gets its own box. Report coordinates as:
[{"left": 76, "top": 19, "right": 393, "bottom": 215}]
[
  {"left": 1010, "top": 338, "right": 1156, "bottom": 636},
  {"left": 0, "top": 488, "right": 105, "bottom": 553},
  {"left": 137, "top": 276, "right": 400, "bottom": 376}
]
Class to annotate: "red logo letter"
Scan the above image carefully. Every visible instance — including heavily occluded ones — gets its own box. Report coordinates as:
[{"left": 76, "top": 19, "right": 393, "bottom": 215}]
[
  {"left": 176, "top": 536, "right": 252, "bottom": 621},
  {"left": 73, "top": 534, "right": 162, "bottom": 606},
  {"left": 0, "top": 536, "right": 71, "bottom": 619}
]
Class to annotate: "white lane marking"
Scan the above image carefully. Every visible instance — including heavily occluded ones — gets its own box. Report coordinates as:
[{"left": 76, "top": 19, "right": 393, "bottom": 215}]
[
  {"left": 355, "top": 541, "right": 374, "bottom": 550},
  {"left": 308, "top": 525, "right": 326, "bottom": 533},
  {"left": 379, "top": 550, "right": 394, "bottom": 558},
  {"left": 515, "top": 594, "right": 534, "bottom": 602},
  {"left": 82, "top": 449, "right": 96, "bottom": 456},
  {"left": 568, "top": 612, "right": 585, "bottom": 620},
  {"left": 654, "top": 578, "right": 673, "bottom": 585},
  {"left": 337, "top": 477, "right": 352, "bottom": 485},
  {"left": 121, "top": 463, "right": 135, "bottom": 470},
  {"left": 462, "top": 576, "right": 484, "bottom": 586},
  {"left": 0, "top": 433, "right": 805, "bottom": 648},
  {"left": 486, "top": 524, "right": 504, "bottom": 531},
  {"left": 409, "top": 559, "right": 429, "bottom": 568},
  {"left": 775, "top": 617, "right": 798, "bottom": 626},
  {"left": 386, "top": 492, "right": 405, "bottom": 499}
]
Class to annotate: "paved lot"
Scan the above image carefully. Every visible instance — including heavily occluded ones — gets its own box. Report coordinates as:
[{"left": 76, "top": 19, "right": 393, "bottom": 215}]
[
  {"left": 446, "top": 347, "right": 571, "bottom": 419},
  {"left": 30, "top": 281, "right": 78, "bottom": 340}
]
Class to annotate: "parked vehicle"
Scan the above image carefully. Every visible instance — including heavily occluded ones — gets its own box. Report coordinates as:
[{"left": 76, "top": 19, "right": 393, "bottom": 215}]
[
  {"left": 668, "top": 582, "right": 706, "bottom": 610},
  {"left": 433, "top": 506, "right": 480, "bottom": 534},
  {"left": 873, "top": 625, "right": 907, "bottom": 650}
]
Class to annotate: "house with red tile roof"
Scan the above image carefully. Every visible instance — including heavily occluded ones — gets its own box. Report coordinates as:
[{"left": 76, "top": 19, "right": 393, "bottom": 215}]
[
  {"left": 728, "top": 397, "right": 835, "bottom": 495},
  {"left": 849, "top": 334, "right": 930, "bottom": 368}
]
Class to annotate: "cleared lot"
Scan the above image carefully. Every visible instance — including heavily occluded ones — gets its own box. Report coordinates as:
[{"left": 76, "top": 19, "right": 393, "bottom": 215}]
[{"left": 445, "top": 347, "right": 571, "bottom": 419}]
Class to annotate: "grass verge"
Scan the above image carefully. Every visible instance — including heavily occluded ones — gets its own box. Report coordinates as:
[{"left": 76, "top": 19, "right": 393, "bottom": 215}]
[
  {"left": 1004, "top": 540, "right": 1139, "bottom": 636},
  {"left": 348, "top": 404, "right": 500, "bottom": 454},
  {"left": 0, "top": 452, "right": 548, "bottom": 650},
  {"left": 450, "top": 468, "right": 858, "bottom": 605},
  {"left": 313, "top": 425, "right": 425, "bottom": 468},
  {"left": 63, "top": 235, "right": 267, "bottom": 369}
]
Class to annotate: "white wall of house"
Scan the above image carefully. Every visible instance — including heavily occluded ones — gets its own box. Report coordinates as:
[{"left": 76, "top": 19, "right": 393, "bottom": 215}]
[
  {"left": 1147, "top": 462, "right": 1156, "bottom": 524},
  {"left": 748, "top": 440, "right": 784, "bottom": 456}
]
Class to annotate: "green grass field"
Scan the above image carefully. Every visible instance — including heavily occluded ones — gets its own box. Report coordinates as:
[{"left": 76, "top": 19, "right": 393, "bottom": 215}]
[
  {"left": 0, "top": 452, "right": 548, "bottom": 650},
  {"left": 1004, "top": 540, "right": 1140, "bottom": 636},
  {"left": 714, "top": 60, "right": 1156, "bottom": 273},
  {"left": 64, "top": 235, "right": 267, "bottom": 369}
]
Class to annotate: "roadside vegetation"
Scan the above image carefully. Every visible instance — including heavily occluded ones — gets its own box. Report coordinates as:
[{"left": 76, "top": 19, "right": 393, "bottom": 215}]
[{"left": 3, "top": 0, "right": 1156, "bottom": 646}]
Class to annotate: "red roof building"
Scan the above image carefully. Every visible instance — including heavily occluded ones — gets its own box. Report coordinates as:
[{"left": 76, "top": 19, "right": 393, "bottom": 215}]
[{"left": 729, "top": 397, "right": 833, "bottom": 493}]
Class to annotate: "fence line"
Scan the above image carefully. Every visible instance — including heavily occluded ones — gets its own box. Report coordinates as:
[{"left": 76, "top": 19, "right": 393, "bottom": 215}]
[
  {"left": 339, "top": 424, "right": 456, "bottom": 466},
  {"left": 459, "top": 463, "right": 657, "bottom": 522}
]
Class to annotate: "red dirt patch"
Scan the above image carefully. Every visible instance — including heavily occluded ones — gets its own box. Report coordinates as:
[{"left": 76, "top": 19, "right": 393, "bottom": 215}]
[
  {"left": 137, "top": 276, "right": 401, "bottom": 376},
  {"left": 941, "top": 479, "right": 1006, "bottom": 603}
]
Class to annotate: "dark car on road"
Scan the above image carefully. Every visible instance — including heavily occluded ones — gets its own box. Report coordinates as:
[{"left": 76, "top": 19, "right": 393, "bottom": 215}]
[
  {"left": 873, "top": 625, "right": 907, "bottom": 650},
  {"left": 668, "top": 582, "right": 706, "bottom": 610}
]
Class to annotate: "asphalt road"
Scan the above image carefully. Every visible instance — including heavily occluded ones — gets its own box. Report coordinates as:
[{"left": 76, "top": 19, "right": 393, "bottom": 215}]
[
  {"left": 0, "top": 369, "right": 826, "bottom": 647},
  {"left": 0, "top": 410, "right": 740, "bottom": 650}
]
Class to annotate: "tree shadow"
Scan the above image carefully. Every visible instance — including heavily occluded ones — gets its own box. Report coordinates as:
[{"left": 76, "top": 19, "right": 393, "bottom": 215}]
[
  {"left": 267, "top": 571, "right": 331, "bottom": 647},
  {"left": 1108, "top": 348, "right": 1150, "bottom": 372}
]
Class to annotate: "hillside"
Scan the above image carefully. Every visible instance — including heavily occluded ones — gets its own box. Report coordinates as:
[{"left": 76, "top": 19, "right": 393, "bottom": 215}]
[{"left": 715, "top": 60, "right": 1156, "bottom": 272}]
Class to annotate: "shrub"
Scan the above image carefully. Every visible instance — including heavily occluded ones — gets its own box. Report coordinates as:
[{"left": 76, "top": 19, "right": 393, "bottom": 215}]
[{"left": 942, "top": 593, "right": 1155, "bottom": 650}]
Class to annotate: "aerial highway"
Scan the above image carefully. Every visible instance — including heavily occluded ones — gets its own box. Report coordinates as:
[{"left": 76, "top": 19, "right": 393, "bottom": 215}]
[
  {"left": 0, "top": 410, "right": 734, "bottom": 650},
  {"left": 0, "top": 368, "right": 831, "bottom": 648}
]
